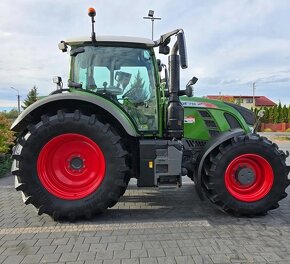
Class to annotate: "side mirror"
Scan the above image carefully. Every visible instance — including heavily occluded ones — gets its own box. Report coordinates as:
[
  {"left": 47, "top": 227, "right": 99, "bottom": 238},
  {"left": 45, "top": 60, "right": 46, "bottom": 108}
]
[
  {"left": 179, "top": 76, "right": 198, "bottom": 97},
  {"left": 177, "top": 32, "right": 188, "bottom": 69},
  {"left": 187, "top": 76, "right": 198, "bottom": 86}
]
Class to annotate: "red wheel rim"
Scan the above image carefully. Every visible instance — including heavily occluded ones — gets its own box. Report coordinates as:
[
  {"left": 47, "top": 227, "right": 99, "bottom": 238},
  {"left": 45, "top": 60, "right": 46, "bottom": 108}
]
[
  {"left": 37, "top": 134, "right": 106, "bottom": 200},
  {"left": 225, "top": 154, "right": 273, "bottom": 202}
]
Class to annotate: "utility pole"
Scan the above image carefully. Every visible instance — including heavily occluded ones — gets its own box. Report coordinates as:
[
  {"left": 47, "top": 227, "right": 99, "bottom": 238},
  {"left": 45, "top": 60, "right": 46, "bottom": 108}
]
[
  {"left": 10, "top": 87, "right": 21, "bottom": 115},
  {"left": 252, "top": 82, "right": 256, "bottom": 109},
  {"left": 143, "top": 10, "right": 161, "bottom": 40}
]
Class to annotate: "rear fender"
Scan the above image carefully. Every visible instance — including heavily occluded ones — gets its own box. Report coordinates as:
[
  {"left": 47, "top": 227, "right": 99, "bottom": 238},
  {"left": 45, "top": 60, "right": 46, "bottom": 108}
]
[
  {"left": 11, "top": 93, "right": 139, "bottom": 137},
  {"left": 195, "top": 128, "right": 245, "bottom": 200}
]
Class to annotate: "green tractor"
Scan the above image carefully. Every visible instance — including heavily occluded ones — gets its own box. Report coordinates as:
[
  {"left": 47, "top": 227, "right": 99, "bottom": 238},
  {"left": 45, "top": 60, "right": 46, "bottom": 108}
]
[{"left": 11, "top": 8, "right": 289, "bottom": 221}]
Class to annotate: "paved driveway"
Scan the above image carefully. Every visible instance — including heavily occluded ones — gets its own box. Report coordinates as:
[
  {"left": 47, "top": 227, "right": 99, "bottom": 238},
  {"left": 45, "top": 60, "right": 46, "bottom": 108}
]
[{"left": 0, "top": 136, "right": 289, "bottom": 264}]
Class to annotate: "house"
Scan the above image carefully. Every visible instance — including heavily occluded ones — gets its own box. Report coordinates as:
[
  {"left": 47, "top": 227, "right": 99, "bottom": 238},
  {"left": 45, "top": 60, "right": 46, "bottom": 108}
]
[{"left": 205, "top": 95, "right": 276, "bottom": 109}]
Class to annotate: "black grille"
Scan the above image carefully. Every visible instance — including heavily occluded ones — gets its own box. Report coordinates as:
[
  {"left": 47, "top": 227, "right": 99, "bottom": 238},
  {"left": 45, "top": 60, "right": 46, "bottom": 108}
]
[
  {"left": 198, "top": 110, "right": 211, "bottom": 118},
  {"left": 224, "top": 113, "right": 242, "bottom": 129},
  {"left": 209, "top": 130, "right": 220, "bottom": 137},
  {"left": 184, "top": 139, "right": 206, "bottom": 149},
  {"left": 204, "top": 120, "right": 217, "bottom": 128}
]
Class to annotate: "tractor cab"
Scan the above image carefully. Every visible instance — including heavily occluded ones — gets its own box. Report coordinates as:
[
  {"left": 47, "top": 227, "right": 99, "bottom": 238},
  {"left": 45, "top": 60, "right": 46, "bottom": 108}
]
[
  {"left": 56, "top": 7, "right": 189, "bottom": 137},
  {"left": 65, "top": 37, "right": 159, "bottom": 132}
]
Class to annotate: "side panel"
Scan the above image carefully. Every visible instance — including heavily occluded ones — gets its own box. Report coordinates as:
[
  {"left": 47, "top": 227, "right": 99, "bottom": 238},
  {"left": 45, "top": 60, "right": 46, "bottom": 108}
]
[
  {"left": 11, "top": 93, "right": 139, "bottom": 137},
  {"left": 181, "top": 97, "right": 251, "bottom": 141}
]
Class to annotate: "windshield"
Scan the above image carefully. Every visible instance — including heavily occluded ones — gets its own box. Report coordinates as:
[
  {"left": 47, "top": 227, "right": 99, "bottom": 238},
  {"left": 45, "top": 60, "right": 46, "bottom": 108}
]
[
  {"left": 72, "top": 46, "right": 155, "bottom": 100},
  {"left": 71, "top": 46, "right": 158, "bottom": 131}
]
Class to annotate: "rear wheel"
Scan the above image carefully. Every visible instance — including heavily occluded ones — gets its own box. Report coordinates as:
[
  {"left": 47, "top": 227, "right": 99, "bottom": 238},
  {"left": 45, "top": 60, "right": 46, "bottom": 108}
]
[
  {"left": 12, "top": 110, "right": 130, "bottom": 221},
  {"left": 202, "top": 134, "right": 290, "bottom": 216}
]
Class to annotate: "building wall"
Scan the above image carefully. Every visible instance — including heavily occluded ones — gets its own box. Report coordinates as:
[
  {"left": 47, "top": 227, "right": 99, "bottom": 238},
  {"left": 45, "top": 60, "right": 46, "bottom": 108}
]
[{"left": 233, "top": 98, "right": 254, "bottom": 109}]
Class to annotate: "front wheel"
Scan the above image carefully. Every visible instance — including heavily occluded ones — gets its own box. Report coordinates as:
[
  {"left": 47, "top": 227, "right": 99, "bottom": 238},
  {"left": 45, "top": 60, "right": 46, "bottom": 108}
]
[
  {"left": 202, "top": 134, "right": 290, "bottom": 216},
  {"left": 12, "top": 110, "right": 130, "bottom": 221}
]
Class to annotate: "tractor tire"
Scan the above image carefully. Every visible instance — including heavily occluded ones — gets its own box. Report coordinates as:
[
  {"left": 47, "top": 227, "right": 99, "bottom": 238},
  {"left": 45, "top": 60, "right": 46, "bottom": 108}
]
[
  {"left": 12, "top": 110, "right": 130, "bottom": 221},
  {"left": 202, "top": 133, "right": 290, "bottom": 216}
]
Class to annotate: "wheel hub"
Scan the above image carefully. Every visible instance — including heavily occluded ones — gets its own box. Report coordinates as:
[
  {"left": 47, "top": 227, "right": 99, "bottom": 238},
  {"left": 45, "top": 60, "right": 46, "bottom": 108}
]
[
  {"left": 225, "top": 154, "right": 274, "bottom": 202},
  {"left": 236, "top": 167, "right": 256, "bottom": 186},
  {"left": 37, "top": 133, "right": 106, "bottom": 200},
  {"left": 70, "top": 157, "right": 84, "bottom": 170}
]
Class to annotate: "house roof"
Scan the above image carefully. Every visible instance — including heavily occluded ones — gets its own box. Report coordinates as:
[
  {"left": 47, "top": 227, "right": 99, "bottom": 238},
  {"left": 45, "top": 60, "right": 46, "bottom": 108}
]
[
  {"left": 255, "top": 96, "right": 276, "bottom": 106},
  {"left": 206, "top": 95, "right": 234, "bottom": 100},
  {"left": 205, "top": 95, "right": 276, "bottom": 106}
]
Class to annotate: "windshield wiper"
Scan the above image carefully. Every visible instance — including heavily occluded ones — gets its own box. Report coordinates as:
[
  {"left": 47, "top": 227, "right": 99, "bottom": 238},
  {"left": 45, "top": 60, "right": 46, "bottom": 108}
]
[
  {"left": 68, "top": 80, "right": 82, "bottom": 88},
  {"left": 70, "top": 47, "right": 85, "bottom": 56}
]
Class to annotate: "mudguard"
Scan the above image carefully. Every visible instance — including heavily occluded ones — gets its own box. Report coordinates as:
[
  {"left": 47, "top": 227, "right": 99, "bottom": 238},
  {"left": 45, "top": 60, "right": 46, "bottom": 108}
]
[
  {"left": 11, "top": 93, "right": 139, "bottom": 137},
  {"left": 195, "top": 128, "right": 245, "bottom": 200}
]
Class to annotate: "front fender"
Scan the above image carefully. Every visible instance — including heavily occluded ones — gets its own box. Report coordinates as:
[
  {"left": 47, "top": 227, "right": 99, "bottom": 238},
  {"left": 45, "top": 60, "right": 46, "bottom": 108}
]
[
  {"left": 11, "top": 93, "right": 139, "bottom": 137},
  {"left": 195, "top": 128, "right": 245, "bottom": 200}
]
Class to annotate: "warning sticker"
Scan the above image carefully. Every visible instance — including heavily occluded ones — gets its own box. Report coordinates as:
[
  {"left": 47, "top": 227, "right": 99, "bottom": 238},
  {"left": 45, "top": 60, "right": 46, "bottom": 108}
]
[{"left": 184, "top": 116, "right": 195, "bottom": 124}]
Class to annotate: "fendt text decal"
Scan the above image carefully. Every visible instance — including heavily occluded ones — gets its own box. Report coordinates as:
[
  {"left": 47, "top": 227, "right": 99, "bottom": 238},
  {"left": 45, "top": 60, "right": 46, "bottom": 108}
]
[{"left": 181, "top": 101, "right": 217, "bottom": 108}]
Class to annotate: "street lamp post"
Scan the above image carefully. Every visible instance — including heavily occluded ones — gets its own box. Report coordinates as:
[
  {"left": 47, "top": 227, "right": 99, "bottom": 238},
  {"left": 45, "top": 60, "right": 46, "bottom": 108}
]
[
  {"left": 10, "top": 87, "right": 21, "bottom": 115},
  {"left": 143, "top": 10, "right": 161, "bottom": 40},
  {"left": 252, "top": 82, "right": 256, "bottom": 109}
]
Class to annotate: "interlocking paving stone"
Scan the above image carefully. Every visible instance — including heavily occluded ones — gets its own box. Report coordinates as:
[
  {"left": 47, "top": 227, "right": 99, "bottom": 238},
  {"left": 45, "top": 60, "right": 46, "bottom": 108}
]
[
  {"left": 130, "top": 249, "right": 148, "bottom": 258},
  {"left": 77, "top": 252, "right": 96, "bottom": 261},
  {"left": 112, "top": 249, "right": 130, "bottom": 259},
  {"left": 59, "top": 252, "right": 79, "bottom": 262},
  {"left": 21, "top": 254, "right": 43, "bottom": 264},
  {"left": 2, "top": 255, "right": 24, "bottom": 264},
  {"left": 40, "top": 253, "right": 61, "bottom": 263}
]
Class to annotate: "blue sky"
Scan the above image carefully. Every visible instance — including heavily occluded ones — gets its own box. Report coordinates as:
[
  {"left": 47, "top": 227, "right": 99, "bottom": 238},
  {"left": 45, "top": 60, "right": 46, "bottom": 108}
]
[{"left": 0, "top": 0, "right": 290, "bottom": 110}]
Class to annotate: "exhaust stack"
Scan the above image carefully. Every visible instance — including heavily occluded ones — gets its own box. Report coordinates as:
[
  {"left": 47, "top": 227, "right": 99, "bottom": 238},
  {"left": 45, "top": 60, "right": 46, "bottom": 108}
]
[{"left": 166, "top": 32, "right": 188, "bottom": 139}]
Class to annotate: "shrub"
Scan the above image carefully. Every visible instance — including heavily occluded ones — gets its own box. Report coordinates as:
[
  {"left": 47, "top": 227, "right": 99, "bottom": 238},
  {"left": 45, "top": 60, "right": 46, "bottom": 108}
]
[
  {"left": 0, "top": 154, "right": 12, "bottom": 178},
  {"left": 0, "top": 113, "right": 15, "bottom": 153},
  {"left": 286, "top": 128, "right": 290, "bottom": 132}
]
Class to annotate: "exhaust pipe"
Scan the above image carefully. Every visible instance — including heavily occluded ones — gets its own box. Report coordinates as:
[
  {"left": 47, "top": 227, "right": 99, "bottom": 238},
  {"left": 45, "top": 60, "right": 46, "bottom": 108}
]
[{"left": 166, "top": 32, "right": 188, "bottom": 139}]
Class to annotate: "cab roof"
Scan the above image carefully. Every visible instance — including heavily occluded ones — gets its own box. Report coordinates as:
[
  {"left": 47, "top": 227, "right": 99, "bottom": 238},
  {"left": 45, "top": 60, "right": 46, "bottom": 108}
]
[{"left": 65, "top": 35, "right": 155, "bottom": 47}]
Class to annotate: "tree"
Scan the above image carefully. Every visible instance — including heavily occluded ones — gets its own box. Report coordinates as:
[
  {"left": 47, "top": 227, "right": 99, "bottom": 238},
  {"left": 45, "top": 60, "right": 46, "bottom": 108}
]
[
  {"left": 126, "top": 71, "right": 149, "bottom": 103},
  {"left": 2, "top": 108, "right": 18, "bottom": 120},
  {"left": 22, "top": 86, "right": 38, "bottom": 110},
  {"left": 0, "top": 113, "right": 15, "bottom": 153},
  {"left": 277, "top": 101, "right": 283, "bottom": 123},
  {"left": 268, "top": 107, "right": 274, "bottom": 123},
  {"left": 282, "top": 105, "right": 288, "bottom": 123},
  {"left": 288, "top": 105, "right": 290, "bottom": 123}
]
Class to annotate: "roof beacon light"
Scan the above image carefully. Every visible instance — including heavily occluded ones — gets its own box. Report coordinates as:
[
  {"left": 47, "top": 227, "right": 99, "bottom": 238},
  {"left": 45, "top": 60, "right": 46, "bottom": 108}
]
[{"left": 88, "top": 7, "right": 96, "bottom": 42}]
